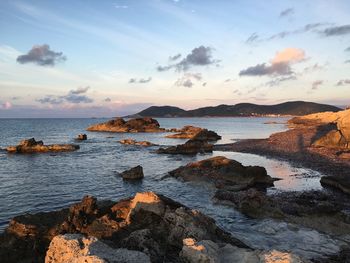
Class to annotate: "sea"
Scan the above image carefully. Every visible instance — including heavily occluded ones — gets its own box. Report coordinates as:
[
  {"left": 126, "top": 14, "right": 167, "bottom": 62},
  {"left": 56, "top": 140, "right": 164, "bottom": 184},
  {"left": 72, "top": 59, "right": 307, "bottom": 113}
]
[{"left": 0, "top": 117, "right": 343, "bottom": 259}]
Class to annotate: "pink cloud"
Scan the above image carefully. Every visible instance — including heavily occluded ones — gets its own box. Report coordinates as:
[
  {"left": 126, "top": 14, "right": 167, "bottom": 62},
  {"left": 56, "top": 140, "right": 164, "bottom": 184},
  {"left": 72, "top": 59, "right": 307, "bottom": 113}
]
[{"left": 271, "top": 48, "right": 305, "bottom": 64}]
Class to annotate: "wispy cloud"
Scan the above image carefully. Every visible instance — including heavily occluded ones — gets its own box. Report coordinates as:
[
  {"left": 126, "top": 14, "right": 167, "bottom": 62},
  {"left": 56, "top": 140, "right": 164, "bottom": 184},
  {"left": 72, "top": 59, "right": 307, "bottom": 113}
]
[
  {"left": 128, "top": 77, "right": 152, "bottom": 84},
  {"left": 321, "top": 25, "right": 350, "bottom": 37},
  {"left": 336, "top": 79, "right": 350, "bottom": 86},
  {"left": 312, "top": 80, "right": 323, "bottom": 90},
  {"left": 174, "top": 73, "right": 202, "bottom": 88},
  {"left": 37, "top": 86, "right": 93, "bottom": 104},
  {"left": 279, "top": 8, "right": 294, "bottom": 18}
]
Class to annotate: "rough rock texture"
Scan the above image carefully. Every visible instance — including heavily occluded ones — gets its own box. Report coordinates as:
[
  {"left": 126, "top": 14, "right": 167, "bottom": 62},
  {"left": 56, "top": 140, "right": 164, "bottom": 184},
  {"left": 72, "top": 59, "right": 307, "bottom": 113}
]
[
  {"left": 157, "top": 139, "right": 213, "bottom": 155},
  {"left": 45, "top": 234, "right": 150, "bottom": 263},
  {"left": 214, "top": 189, "right": 350, "bottom": 236},
  {"left": 6, "top": 138, "right": 79, "bottom": 153},
  {"left": 87, "top": 117, "right": 165, "bottom": 133},
  {"left": 180, "top": 238, "right": 306, "bottom": 263},
  {"left": 118, "top": 139, "right": 157, "bottom": 147},
  {"left": 76, "top": 134, "right": 87, "bottom": 140},
  {"left": 321, "top": 175, "right": 350, "bottom": 195},
  {"left": 0, "top": 192, "right": 247, "bottom": 263},
  {"left": 166, "top": 126, "right": 221, "bottom": 141},
  {"left": 169, "top": 156, "right": 274, "bottom": 191},
  {"left": 120, "top": 166, "right": 144, "bottom": 180}
]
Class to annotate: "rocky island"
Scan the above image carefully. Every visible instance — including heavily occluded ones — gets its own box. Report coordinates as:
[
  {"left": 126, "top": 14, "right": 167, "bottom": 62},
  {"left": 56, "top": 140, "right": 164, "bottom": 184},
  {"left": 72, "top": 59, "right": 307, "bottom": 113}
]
[{"left": 6, "top": 138, "right": 79, "bottom": 153}]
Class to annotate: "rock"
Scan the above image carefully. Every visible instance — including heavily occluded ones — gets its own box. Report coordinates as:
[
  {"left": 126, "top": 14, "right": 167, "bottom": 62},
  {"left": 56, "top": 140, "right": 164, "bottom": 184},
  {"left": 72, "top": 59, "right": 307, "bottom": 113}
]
[
  {"left": 76, "top": 134, "right": 87, "bottom": 140},
  {"left": 169, "top": 156, "right": 274, "bottom": 191},
  {"left": 166, "top": 126, "right": 221, "bottom": 141},
  {"left": 321, "top": 175, "right": 350, "bottom": 195},
  {"left": 0, "top": 192, "right": 248, "bottom": 263},
  {"left": 118, "top": 139, "right": 157, "bottom": 147},
  {"left": 45, "top": 234, "right": 151, "bottom": 263},
  {"left": 6, "top": 138, "right": 79, "bottom": 153},
  {"left": 87, "top": 117, "right": 166, "bottom": 133},
  {"left": 157, "top": 139, "right": 213, "bottom": 155},
  {"left": 120, "top": 166, "right": 144, "bottom": 180}
]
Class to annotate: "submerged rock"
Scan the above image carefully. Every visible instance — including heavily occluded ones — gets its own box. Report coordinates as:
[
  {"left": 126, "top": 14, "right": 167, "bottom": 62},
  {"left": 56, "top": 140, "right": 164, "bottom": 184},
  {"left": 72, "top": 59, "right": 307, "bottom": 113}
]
[
  {"left": 87, "top": 117, "right": 166, "bottom": 133},
  {"left": 166, "top": 125, "right": 221, "bottom": 141},
  {"left": 120, "top": 165, "right": 144, "bottom": 180},
  {"left": 157, "top": 139, "right": 213, "bottom": 155},
  {"left": 6, "top": 138, "right": 79, "bottom": 153},
  {"left": 0, "top": 192, "right": 248, "bottom": 263},
  {"left": 118, "top": 139, "right": 157, "bottom": 147},
  {"left": 169, "top": 156, "right": 274, "bottom": 191},
  {"left": 76, "top": 134, "right": 87, "bottom": 140}
]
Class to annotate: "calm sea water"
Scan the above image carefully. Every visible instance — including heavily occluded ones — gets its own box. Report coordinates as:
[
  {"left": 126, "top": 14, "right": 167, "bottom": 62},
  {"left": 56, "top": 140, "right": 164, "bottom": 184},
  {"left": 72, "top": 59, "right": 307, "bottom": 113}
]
[{"left": 0, "top": 118, "right": 341, "bottom": 259}]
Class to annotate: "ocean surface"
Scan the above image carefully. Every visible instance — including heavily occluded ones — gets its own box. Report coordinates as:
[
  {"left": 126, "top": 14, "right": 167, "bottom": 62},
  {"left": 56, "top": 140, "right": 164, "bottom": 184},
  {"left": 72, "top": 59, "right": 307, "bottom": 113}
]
[{"left": 0, "top": 117, "right": 341, "bottom": 259}]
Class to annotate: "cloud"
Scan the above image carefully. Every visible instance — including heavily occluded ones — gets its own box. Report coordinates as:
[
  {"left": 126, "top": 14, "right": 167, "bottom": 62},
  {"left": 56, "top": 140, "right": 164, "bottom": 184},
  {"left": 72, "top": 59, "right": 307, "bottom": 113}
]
[
  {"left": 239, "top": 48, "right": 305, "bottom": 77},
  {"left": 128, "top": 77, "right": 152, "bottom": 83},
  {"left": 37, "top": 87, "right": 93, "bottom": 105},
  {"left": 264, "top": 75, "right": 297, "bottom": 87},
  {"left": 312, "top": 80, "right": 323, "bottom": 90},
  {"left": 336, "top": 79, "right": 350, "bottom": 86},
  {"left": 16, "top": 44, "right": 66, "bottom": 66},
  {"left": 245, "top": 33, "right": 259, "bottom": 44},
  {"left": 202, "top": 82, "right": 207, "bottom": 87},
  {"left": 321, "top": 25, "right": 350, "bottom": 36},
  {"left": 345, "top": 60, "right": 350, "bottom": 64},
  {"left": 345, "top": 47, "right": 350, "bottom": 52},
  {"left": 2, "top": 101, "right": 12, "bottom": 109},
  {"left": 174, "top": 73, "right": 202, "bottom": 88},
  {"left": 169, "top": 53, "right": 181, "bottom": 61},
  {"left": 157, "top": 45, "right": 219, "bottom": 72},
  {"left": 114, "top": 5, "right": 128, "bottom": 9},
  {"left": 302, "top": 63, "right": 326, "bottom": 74},
  {"left": 104, "top": 98, "right": 111, "bottom": 102},
  {"left": 280, "top": 8, "right": 294, "bottom": 18}
]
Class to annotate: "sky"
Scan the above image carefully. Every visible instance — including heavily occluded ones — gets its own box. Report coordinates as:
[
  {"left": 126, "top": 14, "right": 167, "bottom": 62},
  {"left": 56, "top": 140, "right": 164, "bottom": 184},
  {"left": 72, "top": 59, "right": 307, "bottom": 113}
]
[{"left": 0, "top": 0, "right": 349, "bottom": 117}]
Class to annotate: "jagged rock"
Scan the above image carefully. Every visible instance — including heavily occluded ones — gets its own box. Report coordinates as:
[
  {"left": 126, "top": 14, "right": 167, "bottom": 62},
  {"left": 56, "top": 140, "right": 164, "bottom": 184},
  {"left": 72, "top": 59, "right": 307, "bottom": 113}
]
[
  {"left": 6, "top": 138, "right": 79, "bottom": 153},
  {"left": 76, "top": 134, "right": 87, "bottom": 140},
  {"left": 118, "top": 139, "right": 157, "bottom": 147},
  {"left": 166, "top": 126, "right": 221, "bottom": 141},
  {"left": 120, "top": 166, "right": 144, "bottom": 180},
  {"left": 157, "top": 139, "right": 213, "bottom": 155},
  {"left": 321, "top": 175, "right": 350, "bottom": 195},
  {"left": 87, "top": 117, "right": 165, "bottom": 133},
  {"left": 45, "top": 234, "right": 151, "bottom": 263},
  {"left": 0, "top": 192, "right": 248, "bottom": 263},
  {"left": 169, "top": 156, "right": 274, "bottom": 191}
]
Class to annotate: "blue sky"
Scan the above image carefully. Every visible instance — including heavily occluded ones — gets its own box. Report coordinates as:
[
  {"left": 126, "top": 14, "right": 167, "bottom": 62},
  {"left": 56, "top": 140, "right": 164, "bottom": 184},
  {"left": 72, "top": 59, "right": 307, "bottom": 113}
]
[{"left": 0, "top": 0, "right": 349, "bottom": 117}]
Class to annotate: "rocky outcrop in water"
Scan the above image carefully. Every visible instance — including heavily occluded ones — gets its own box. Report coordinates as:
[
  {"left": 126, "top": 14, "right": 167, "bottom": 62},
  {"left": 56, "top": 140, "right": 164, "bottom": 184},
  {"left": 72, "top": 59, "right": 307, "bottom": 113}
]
[
  {"left": 0, "top": 192, "right": 248, "bottom": 263},
  {"left": 87, "top": 117, "right": 166, "bottom": 133},
  {"left": 118, "top": 139, "right": 157, "bottom": 147},
  {"left": 169, "top": 156, "right": 274, "bottom": 191},
  {"left": 120, "top": 165, "right": 144, "bottom": 180},
  {"left": 6, "top": 138, "right": 79, "bottom": 153},
  {"left": 166, "top": 125, "right": 221, "bottom": 141},
  {"left": 157, "top": 139, "right": 213, "bottom": 155},
  {"left": 76, "top": 134, "right": 87, "bottom": 140}
]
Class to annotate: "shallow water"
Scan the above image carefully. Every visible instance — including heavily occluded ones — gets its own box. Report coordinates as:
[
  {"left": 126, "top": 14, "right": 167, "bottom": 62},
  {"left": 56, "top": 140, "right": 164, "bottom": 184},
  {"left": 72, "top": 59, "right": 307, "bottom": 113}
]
[{"left": 0, "top": 117, "right": 342, "bottom": 259}]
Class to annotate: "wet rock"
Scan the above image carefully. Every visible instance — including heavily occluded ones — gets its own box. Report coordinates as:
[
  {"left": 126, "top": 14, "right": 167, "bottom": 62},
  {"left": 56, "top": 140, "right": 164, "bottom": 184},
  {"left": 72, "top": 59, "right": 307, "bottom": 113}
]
[
  {"left": 120, "top": 166, "right": 144, "bottom": 180},
  {"left": 87, "top": 117, "right": 166, "bottom": 133},
  {"left": 76, "top": 134, "right": 87, "bottom": 140},
  {"left": 0, "top": 192, "right": 248, "bottom": 263},
  {"left": 157, "top": 139, "right": 213, "bottom": 155},
  {"left": 45, "top": 234, "right": 151, "bottom": 263},
  {"left": 169, "top": 156, "right": 274, "bottom": 191},
  {"left": 6, "top": 138, "right": 79, "bottom": 153},
  {"left": 321, "top": 175, "right": 350, "bottom": 195},
  {"left": 166, "top": 125, "right": 221, "bottom": 141},
  {"left": 118, "top": 139, "right": 157, "bottom": 147}
]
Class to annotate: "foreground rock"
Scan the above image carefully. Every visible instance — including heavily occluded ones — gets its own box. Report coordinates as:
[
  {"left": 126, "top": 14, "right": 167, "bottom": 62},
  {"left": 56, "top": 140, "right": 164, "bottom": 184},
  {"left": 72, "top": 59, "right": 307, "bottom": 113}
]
[
  {"left": 0, "top": 192, "right": 248, "bottom": 263},
  {"left": 120, "top": 165, "right": 144, "bottom": 180},
  {"left": 169, "top": 156, "right": 274, "bottom": 191},
  {"left": 76, "top": 134, "right": 87, "bottom": 140},
  {"left": 45, "top": 234, "right": 150, "bottom": 263},
  {"left": 118, "top": 139, "right": 157, "bottom": 147},
  {"left": 87, "top": 117, "right": 166, "bottom": 133},
  {"left": 214, "top": 189, "right": 350, "bottom": 236},
  {"left": 166, "top": 125, "right": 221, "bottom": 141},
  {"left": 6, "top": 138, "right": 79, "bottom": 153},
  {"left": 157, "top": 139, "right": 213, "bottom": 155}
]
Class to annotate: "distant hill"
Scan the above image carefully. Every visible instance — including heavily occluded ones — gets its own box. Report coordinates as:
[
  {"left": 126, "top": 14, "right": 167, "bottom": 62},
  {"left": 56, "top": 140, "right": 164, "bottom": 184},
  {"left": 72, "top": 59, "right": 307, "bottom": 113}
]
[{"left": 127, "top": 101, "right": 341, "bottom": 118}]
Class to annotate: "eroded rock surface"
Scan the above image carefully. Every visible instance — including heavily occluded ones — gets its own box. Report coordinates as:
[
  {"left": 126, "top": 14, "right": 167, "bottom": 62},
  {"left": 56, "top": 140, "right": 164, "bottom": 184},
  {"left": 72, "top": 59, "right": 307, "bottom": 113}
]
[
  {"left": 87, "top": 118, "right": 165, "bottom": 133},
  {"left": 119, "top": 166, "right": 144, "bottom": 180},
  {"left": 118, "top": 139, "right": 157, "bottom": 147},
  {"left": 6, "top": 138, "right": 79, "bottom": 153},
  {"left": 169, "top": 156, "right": 274, "bottom": 191},
  {"left": 157, "top": 139, "right": 213, "bottom": 155},
  {"left": 166, "top": 125, "right": 221, "bottom": 141}
]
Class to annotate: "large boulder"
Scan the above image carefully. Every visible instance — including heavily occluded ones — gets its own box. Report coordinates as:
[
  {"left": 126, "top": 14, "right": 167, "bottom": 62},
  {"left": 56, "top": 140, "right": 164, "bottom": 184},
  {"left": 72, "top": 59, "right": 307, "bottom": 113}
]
[
  {"left": 169, "top": 156, "right": 274, "bottom": 191},
  {"left": 87, "top": 117, "right": 165, "bottom": 133},
  {"left": 119, "top": 166, "right": 144, "bottom": 180},
  {"left": 6, "top": 138, "right": 79, "bottom": 153},
  {"left": 157, "top": 139, "right": 213, "bottom": 155},
  {"left": 45, "top": 234, "right": 151, "bottom": 263},
  {"left": 166, "top": 126, "right": 221, "bottom": 141}
]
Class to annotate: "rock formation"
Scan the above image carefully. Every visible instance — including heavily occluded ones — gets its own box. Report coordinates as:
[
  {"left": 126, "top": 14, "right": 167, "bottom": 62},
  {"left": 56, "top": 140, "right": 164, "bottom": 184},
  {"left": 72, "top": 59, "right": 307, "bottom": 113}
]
[
  {"left": 6, "top": 138, "right": 79, "bottom": 153},
  {"left": 157, "top": 139, "right": 213, "bottom": 155},
  {"left": 166, "top": 125, "right": 221, "bottom": 141},
  {"left": 76, "top": 134, "right": 87, "bottom": 140},
  {"left": 169, "top": 156, "right": 274, "bottom": 191},
  {"left": 87, "top": 117, "right": 166, "bottom": 133},
  {"left": 119, "top": 165, "right": 144, "bottom": 180},
  {"left": 118, "top": 139, "right": 157, "bottom": 147}
]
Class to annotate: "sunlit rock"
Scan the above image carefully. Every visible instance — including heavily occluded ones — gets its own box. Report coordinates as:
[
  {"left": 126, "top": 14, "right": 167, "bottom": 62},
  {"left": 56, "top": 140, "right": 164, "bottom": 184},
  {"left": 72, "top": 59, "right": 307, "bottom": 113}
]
[{"left": 6, "top": 138, "right": 79, "bottom": 153}]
